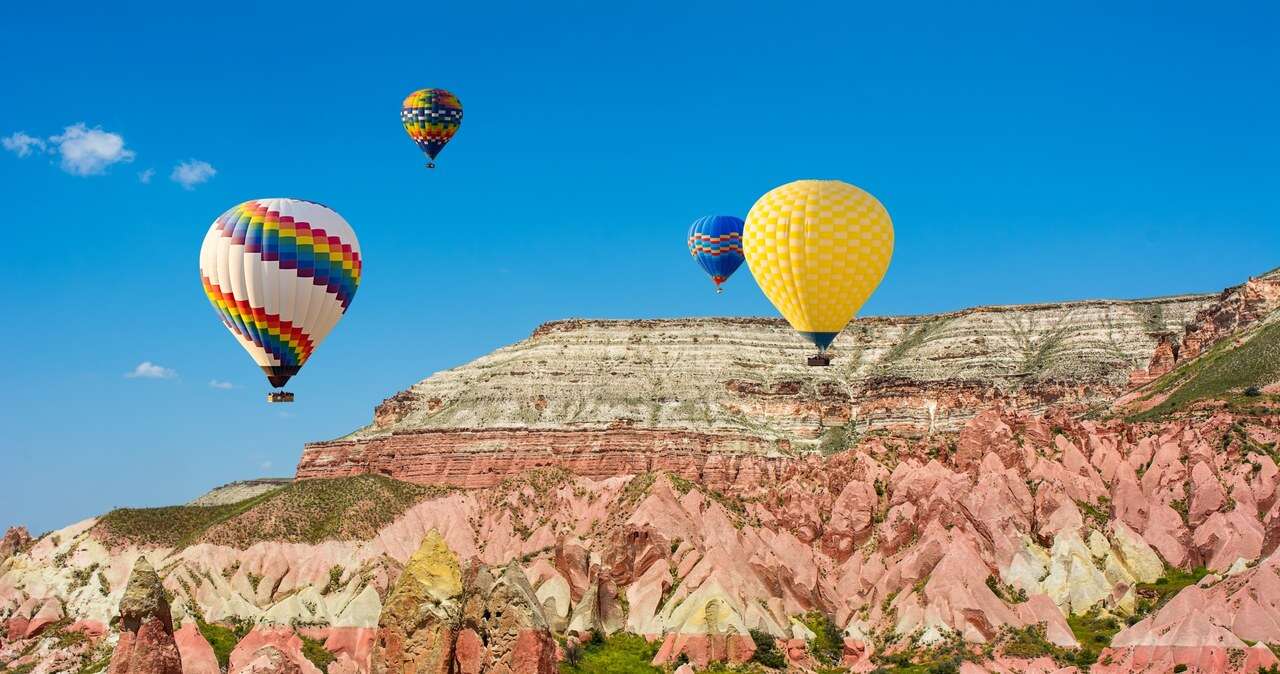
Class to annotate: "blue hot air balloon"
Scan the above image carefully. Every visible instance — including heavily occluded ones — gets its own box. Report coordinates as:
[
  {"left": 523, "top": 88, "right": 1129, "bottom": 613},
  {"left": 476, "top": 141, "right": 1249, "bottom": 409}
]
[{"left": 687, "top": 215, "right": 745, "bottom": 293}]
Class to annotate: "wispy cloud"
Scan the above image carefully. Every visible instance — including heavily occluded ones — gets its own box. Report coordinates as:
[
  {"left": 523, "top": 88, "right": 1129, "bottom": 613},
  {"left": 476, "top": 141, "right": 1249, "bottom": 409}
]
[
  {"left": 260, "top": 460, "right": 274, "bottom": 471},
  {"left": 138, "top": 168, "right": 155, "bottom": 184},
  {"left": 208, "top": 379, "right": 235, "bottom": 389},
  {"left": 125, "top": 361, "right": 177, "bottom": 379},
  {"left": 170, "top": 159, "right": 216, "bottom": 190},
  {"left": 49, "top": 124, "right": 135, "bottom": 176},
  {"left": 2, "top": 132, "right": 46, "bottom": 158}
]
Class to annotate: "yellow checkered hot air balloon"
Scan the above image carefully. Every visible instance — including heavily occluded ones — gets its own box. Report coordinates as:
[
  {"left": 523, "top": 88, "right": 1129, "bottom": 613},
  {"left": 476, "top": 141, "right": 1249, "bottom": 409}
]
[{"left": 743, "top": 180, "right": 893, "bottom": 365}]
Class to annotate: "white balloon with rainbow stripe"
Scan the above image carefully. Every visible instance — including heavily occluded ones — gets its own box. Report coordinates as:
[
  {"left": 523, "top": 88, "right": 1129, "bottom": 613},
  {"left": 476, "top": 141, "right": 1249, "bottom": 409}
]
[{"left": 199, "top": 198, "right": 361, "bottom": 395}]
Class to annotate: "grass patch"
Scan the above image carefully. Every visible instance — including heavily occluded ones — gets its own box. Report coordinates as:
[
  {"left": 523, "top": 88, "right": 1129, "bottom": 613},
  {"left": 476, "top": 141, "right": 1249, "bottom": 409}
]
[
  {"left": 1134, "top": 320, "right": 1280, "bottom": 419},
  {"left": 1133, "top": 567, "right": 1209, "bottom": 617},
  {"left": 300, "top": 634, "right": 336, "bottom": 671},
  {"left": 559, "top": 632, "right": 661, "bottom": 674},
  {"left": 94, "top": 489, "right": 278, "bottom": 549},
  {"left": 196, "top": 617, "right": 253, "bottom": 670},
  {"left": 1066, "top": 610, "right": 1123, "bottom": 666},
  {"left": 871, "top": 631, "right": 980, "bottom": 673},
  {"left": 96, "top": 475, "right": 449, "bottom": 549}
]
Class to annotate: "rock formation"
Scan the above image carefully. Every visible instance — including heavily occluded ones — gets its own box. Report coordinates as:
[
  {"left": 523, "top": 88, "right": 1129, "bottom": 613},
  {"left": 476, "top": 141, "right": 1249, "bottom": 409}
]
[
  {"left": 108, "top": 558, "right": 182, "bottom": 674},
  {"left": 370, "top": 530, "right": 555, "bottom": 674},
  {"left": 371, "top": 530, "right": 463, "bottom": 674},
  {"left": 0, "top": 527, "right": 33, "bottom": 566}
]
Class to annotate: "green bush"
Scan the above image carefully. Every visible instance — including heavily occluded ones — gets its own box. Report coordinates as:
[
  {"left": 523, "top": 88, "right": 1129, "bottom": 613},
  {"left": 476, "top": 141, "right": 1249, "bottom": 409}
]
[
  {"left": 799, "top": 612, "right": 845, "bottom": 666},
  {"left": 558, "top": 633, "right": 661, "bottom": 674},
  {"left": 749, "top": 629, "right": 786, "bottom": 669},
  {"left": 196, "top": 617, "right": 253, "bottom": 670},
  {"left": 300, "top": 634, "right": 336, "bottom": 672}
]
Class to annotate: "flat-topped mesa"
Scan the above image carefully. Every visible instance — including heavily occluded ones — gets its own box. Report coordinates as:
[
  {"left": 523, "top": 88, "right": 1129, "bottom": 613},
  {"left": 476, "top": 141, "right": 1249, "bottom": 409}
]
[{"left": 297, "top": 286, "right": 1232, "bottom": 486}]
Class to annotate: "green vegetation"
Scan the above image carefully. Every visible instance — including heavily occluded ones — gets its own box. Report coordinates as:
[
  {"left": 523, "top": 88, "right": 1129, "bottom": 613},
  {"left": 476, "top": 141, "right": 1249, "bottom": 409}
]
[
  {"left": 1133, "top": 567, "right": 1210, "bottom": 616},
  {"left": 74, "top": 650, "right": 112, "bottom": 674},
  {"left": 322, "top": 564, "right": 346, "bottom": 595},
  {"left": 818, "top": 426, "right": 850, "bottom": 456},
  {"left": 985, "top": 575, "right": 1028, "bottom": 604},
  {"left": 196, "top": 617, "right": 254, "bottom": 670},
  {"left": 748, "top": 629, "right": 786, "bottom": 669},
  {"left": 558, "top": 632, "right": 661, "bottom": 674},
  {"left": 871, "top": 631, "right": 979, "bottom": 673},
  {"left": 667, "top": 474, "right": 750, "bottom": 520},
  {"left": 799, "top": 612, "right": 845, "bottom": 667},
  {"left": 1134, "top": 320, "right": 1280, "bottom": 419},
  {"left": 95, "top": 475, "right": 449, "bottom": 549},
  {"left": 1065, "top": 610, "right": 1123, "bottom": 666},
  {"left": 95, "top": 489, "right": 280, "bottom": 548},
  {"left": 300, "top": 634, "right": 336, "bottom": 671},
  {"left": 996, "top": 622, "right": 1075, "bottom": 664}
]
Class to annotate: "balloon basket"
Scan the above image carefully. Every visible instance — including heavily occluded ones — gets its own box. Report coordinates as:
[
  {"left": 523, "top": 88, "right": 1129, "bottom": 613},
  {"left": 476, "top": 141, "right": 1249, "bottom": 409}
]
[
  {"left": 807, "top": 354, "right": 832, "bottom": 367},
  {"left": 715, "top": 286, "right": 724, "bottom": 295},
  {"left": 267, "top": 391, "right": 295, "bottom": 403},
  {"left": 425, "top": 162, "right": 436, "bottom": 169}
]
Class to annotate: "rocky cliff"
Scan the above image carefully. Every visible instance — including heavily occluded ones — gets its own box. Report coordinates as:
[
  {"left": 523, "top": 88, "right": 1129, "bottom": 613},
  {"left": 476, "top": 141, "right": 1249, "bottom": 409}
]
[
  {"left": 297, "top": 284, "right": 1226, "bottom": 487},
  {"left": 3, "top": 268, "right": 1280, "bottom": 674}
]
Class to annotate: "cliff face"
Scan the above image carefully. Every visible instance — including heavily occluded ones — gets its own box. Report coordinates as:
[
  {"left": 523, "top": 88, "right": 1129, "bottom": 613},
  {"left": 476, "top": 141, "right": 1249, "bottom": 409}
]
[{"left": 298, "top": 292, "right": 1213, "bottom": 485}]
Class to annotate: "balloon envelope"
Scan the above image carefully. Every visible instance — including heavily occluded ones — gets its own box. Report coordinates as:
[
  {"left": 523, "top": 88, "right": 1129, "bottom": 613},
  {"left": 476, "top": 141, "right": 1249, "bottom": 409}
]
[
  {"left": 743, "top": 180, "right": 893, "bottom": 350},
  {"left": 687, "top": 215, "right": 745, "bottom": 291},
  {"left": 199, "top": 198, "right": 362, "bottom": 388},
  {"left": 401, "top": 88, "right": 463, "bottom": 163}
]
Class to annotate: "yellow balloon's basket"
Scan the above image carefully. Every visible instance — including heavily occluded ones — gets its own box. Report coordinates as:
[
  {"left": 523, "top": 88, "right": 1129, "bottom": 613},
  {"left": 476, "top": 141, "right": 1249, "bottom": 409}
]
[
  {"left": 267, "top": 391, "right": 295, "bottom": 403},
  {"left": 807, "top": 354, "right": 832, "bottom": 367}
]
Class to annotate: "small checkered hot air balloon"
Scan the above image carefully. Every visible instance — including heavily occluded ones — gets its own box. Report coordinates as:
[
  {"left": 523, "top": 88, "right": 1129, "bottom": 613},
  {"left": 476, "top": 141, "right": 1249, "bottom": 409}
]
[
  {"left": 199, "top": 199, "right": 362, "bottom": 401},
  {"left": 743, "top": 180, "right": 894, "bottom": 365},
  {"left": 687, "top": 215, "right": 745, "bottom": 293},
  {"left": 401, "top": 88, "right": 463, "bottom": 168}
]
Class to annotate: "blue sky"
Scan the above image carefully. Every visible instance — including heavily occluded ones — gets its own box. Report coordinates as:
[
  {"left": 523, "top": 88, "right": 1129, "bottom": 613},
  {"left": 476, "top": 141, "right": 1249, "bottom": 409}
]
[{"left": 2, "top": 2, "right": 1277, "bottom": 534}]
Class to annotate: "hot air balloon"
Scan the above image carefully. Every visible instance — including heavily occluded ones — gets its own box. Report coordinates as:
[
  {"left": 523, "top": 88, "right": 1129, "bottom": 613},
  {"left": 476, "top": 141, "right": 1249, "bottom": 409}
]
[
  {"left": 401, "top": 88, "right": 463, "bottom": 168},
  {"left": 199, "top": 199, "right": 362, "bottom": 401},
  {"left": 743, "top": 180, "right": 893, "bottom": 366},
  {"left": 688, "top": 215, "right": 745, "bottom": 293}
]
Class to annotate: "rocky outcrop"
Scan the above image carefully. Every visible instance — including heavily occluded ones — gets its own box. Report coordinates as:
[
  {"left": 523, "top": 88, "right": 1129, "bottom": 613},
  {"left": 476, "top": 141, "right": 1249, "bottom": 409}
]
[
  {"left": 370, "top": 530, "right": 555, "bottom": 674},
  {"left": 371, "top": 530, "right": 463, "bottom": 674},
  {"left": 1129, "top": 268, "right": 1280, "bottom": 387},
  {"left": 0, "top": 527, "right": 33, "bottom": 565},
  {"left": 108, "top": 558, "right": 182, "bottom": 674},
  {"left": 188, "top": 479, "right": 292, "bottom": 506},
  {"left": 174, "top": 622, "right": 220, "bottom": 674},
  {"left": 457, "top": 564, "right": 557, "bottom": 674}
]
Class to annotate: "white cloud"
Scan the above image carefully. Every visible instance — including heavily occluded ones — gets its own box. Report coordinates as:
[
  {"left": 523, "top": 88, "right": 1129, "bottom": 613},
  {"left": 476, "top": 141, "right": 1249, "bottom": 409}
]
[
  {"left": 170, "top": 159, "right": 216, "bottom": 190},
  {"left": 260, "top": 460, "right": 274, "bottom": 471},
  {"left": 49, "top": 124, "right": 135, "bottom": 176},
  {"left": 138, "top": 168, "right": 155, "bottom": 184},
  {"left": 208, "top": 379, "right": 235, "bottom": 389},
  {"left": 125, "top": 361, "right": 177, "bottom": 379},
  {"left": 2, "top": 132, "right": 46, "bottom": 158}
]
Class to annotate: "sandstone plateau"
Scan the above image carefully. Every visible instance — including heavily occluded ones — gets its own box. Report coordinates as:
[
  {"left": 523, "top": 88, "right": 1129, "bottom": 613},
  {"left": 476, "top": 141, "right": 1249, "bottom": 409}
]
[{"left": 2, "top": 268, "right": 1279, "bottom": 674}]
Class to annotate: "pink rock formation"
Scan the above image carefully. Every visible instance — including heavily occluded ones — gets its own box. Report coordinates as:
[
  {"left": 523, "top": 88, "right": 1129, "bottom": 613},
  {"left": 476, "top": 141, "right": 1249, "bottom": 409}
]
[
  {"left": 108, "top": 559, "right": 182, "bottom": 674},
  {"left": 173, "top": 623, "right": 220, "bottom": 674}
]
